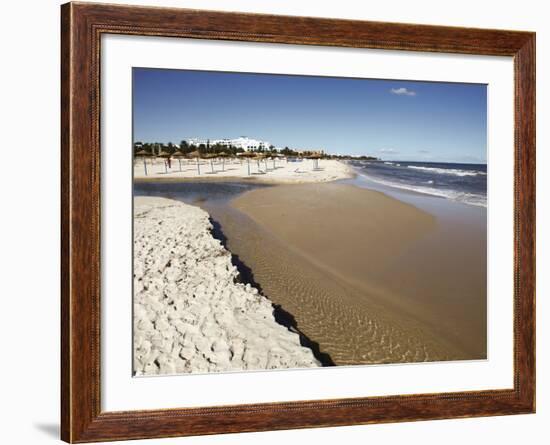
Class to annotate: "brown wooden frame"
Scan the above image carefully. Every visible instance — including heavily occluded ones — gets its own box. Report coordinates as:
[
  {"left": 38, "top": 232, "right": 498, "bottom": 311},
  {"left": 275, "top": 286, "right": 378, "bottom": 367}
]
[{"left": 61, "top": 2, "right": 536, "bottom": 442}]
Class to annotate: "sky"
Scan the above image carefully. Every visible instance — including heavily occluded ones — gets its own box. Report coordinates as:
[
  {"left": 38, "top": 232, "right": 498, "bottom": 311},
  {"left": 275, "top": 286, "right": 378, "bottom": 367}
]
[{"left": 133, "top": 68, "right": 487, "bottom": 163}]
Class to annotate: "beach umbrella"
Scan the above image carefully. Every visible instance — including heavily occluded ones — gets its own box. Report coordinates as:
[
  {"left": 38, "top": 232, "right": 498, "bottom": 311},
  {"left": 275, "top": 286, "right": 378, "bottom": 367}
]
[
  {"left": 238, "top": 152, "right": 256, "bottom": 175},
  {"left": 271, "top": 153, "right": 284, "bottom": 169},
  {"left": 157, "top": 150, "right": 172, "bottom": 173},
  {"left": 203, "top": 153, "right": 218, "bottom": 174},
  {"left": 171, "top": 150, "right": 186, "bottom": 172},
  {"left": 254, "top": 153, "right": 269, "bottom": 172},
  {"left": 134, "top": 149, "right": 152, "bottom": 176},
  {"left": 187, "top": 150, "right": 202, "bottom": 175},
  {"left": 251, "top": 153, "right": 267, "bottom": 174},
  {"left": 216, "top": 153, "right": 230, "bottom": 171},
  {"left": 306, "top": 154, "right": 322, "bottom": 170}
]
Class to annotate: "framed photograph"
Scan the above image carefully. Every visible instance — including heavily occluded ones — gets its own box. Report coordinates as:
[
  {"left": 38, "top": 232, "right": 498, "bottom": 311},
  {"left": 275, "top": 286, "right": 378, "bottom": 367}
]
[{"left": 61, "top": 2, "right": 535, "bottom": 442}]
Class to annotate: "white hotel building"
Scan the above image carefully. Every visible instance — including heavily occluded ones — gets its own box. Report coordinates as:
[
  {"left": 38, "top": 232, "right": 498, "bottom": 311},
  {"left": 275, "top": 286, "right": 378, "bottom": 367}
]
[{"left": 187, "top": 136, "right": 273, "bottom": 151}]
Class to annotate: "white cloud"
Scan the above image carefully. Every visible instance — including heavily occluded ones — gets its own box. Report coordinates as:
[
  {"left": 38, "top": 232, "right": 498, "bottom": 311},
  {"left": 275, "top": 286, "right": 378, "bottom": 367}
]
[
  {"left": 390, "top": 87, "right": 416, "bottom": 96},
  {"left": 378, "top": 148, "right": 399, "bottom": 154}
]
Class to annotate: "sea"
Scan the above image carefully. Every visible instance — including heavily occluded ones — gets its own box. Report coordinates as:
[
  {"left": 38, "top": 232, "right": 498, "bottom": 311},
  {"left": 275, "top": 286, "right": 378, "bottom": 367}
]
[{"left": 347, "top": 160, "right": 487, "bottom": 207}]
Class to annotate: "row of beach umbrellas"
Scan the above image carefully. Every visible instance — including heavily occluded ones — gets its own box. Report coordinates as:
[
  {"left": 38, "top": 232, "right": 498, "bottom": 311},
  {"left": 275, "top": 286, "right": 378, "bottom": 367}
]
[{"left": 134, "top": 150, "right": 320, "bottom": 176}]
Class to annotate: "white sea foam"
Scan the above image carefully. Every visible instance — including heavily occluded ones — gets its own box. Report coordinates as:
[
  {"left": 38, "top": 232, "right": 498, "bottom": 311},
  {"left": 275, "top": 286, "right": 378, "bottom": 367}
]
[
  {"left": 407, "top": 165, "right": 486, "bottom": 177},
  {"left": 358, "top": 173, "right": 487, "bottom": 207}
]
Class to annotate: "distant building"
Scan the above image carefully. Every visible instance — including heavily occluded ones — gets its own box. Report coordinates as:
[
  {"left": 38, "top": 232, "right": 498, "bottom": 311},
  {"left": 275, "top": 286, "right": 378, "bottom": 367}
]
[
  {"left": 293, "top": 148, "right": 325, "bottom": 155},
  {"left": 183, "top": 137, "right": 326, "bottom": 155},
  {"left": 187, "top": 136, "right": 272, "bottom": 151}
]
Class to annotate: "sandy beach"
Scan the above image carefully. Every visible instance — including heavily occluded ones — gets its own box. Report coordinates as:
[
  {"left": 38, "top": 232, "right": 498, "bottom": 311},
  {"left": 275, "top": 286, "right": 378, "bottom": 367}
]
[
  {"left": 133, "top": 196, "right": 321, "bottom": 375},
  {"left": 133, "top": 178, "right": 486, "bottom": 370},
  {"left": 134, "top": 158, "right": 354, "bottom": 183}
]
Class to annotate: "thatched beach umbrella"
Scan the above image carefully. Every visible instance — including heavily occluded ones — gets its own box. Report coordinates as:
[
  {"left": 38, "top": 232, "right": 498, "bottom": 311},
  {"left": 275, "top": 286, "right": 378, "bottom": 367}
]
[
  {"left": 271, "top": 153, "right": 284, "bottom": 169},
  {"left": 171, "top": 150, "right": 186, "bottom": 172},
  {"left": 254, "top": 153, "right": 268, "bottom": 172},
  {"left": 187, "top": 150, "right": 202, "bottom": 175},
  {"left": 203, "top": 153, "right": 218, "bottom": 174},
  {"left": 157, "top": 150, "right": 172, "bottom": 173},
  {"left": 238, "top": 151, "right": 257, "bottom": 175},
  {"left": 216, "top": 152, "right": 230, "bottom": 171},
  {"left": 134, "top": 149, "right": 152, "bottom": 176},
  {"left": 306, "top": 154, "right": 322, "bottom": 170}
]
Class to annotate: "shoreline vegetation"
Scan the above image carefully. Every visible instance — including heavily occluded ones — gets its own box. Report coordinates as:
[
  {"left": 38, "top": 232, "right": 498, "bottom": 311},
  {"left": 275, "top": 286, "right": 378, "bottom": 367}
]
[{"left": 134, "top": 140, "right": 379, "bottom": 162}]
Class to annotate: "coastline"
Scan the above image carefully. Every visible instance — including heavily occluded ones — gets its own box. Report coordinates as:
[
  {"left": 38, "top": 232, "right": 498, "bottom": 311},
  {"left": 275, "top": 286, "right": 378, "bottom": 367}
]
[
  {"left": 133, "top": 196, "right": 321, "bottom": 375},
  {"left": 346, "top": 160, "right": 487, "bottom": 208},
  {"left": 133, "top": 175, "right": 487, "bottom": 369}
]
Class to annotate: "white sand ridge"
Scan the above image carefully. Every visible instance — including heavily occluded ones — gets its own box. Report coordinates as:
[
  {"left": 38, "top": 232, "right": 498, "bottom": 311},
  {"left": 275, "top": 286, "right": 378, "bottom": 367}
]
[{"left": 133, "top": 196, "right": 321, "bottom": 375}]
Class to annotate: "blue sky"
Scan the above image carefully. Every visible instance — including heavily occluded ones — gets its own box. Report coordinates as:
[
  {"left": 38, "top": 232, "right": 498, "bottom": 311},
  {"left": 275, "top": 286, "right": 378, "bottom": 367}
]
[{"left": 133, "top": 68, "right": 487, "bottom": 163}]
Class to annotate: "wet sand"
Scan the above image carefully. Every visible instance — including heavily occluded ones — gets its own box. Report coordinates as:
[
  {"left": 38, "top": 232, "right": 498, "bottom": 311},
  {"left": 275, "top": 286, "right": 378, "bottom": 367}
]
[{"left": 222, "top": 183, "right": 486, "bottom": 364}]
